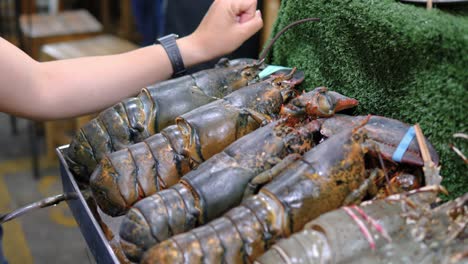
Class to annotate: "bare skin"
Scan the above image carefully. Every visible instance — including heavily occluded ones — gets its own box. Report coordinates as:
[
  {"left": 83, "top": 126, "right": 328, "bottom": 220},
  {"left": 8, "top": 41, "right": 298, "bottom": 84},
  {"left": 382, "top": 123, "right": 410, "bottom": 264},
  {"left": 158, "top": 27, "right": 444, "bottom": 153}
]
[{"left": 0, "top": 0, "right": 263, "bottom": 120}]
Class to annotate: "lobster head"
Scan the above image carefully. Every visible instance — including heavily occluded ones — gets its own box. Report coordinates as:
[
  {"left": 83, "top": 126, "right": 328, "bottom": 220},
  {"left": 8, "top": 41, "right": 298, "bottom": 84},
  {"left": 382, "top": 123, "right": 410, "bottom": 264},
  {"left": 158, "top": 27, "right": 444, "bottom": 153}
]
[
  {"left": 268, "top": 68, "right": 306, "bottom": 102},
  {"left": 220, "top": 59, "right": 266, "bottom": 90},
  {"left": 280, "top": 87, "right": 359, "bottom": 118},
  {"left": 269, "top": 67, "right": 305, "bottom": 87},
  {"left": 214, "top": 57, "right": 257, "bottom": 68}
]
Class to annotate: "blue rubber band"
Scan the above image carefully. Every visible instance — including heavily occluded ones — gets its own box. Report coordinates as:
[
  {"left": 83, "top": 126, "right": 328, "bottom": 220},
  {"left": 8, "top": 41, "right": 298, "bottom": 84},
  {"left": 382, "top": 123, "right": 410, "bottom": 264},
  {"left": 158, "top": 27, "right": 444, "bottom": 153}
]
[
  {"left": 258, "top": 65, "right": 292, "bottom": 79},
  {"left": 392, "top": 126, "right": 416, "bottom": 162}
]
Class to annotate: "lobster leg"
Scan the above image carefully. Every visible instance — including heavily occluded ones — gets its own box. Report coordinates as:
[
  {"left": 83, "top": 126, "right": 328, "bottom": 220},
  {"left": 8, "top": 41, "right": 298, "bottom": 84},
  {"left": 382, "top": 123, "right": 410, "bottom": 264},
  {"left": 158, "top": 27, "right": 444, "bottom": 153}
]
[
  {"left": 242, "top": 108, "right": 273, "bottom": 126},
  {"left": 243, "top": 153, "right": 302, "bottom": 199},
  {"left": 343, "top": 169, "right": 383, "bottom": 205}
]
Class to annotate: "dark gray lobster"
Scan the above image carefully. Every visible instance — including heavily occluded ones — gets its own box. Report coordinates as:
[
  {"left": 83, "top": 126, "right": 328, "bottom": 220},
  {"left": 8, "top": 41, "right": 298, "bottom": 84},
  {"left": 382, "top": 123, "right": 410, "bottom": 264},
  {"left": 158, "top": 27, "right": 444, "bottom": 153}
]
[
  {"left": 140, "top": 115, "right": 439, "bottom": 264},
  {"left": 90, "top": 69, "right": 307, "bottom": 216},
  {"left": 66, "top": 58, "right": 263, "bottom": 183},
  {"left": 66, "top": 17, "right": 323, "bottom": 184},
  {"left": 256, "top": 186, "right": 466, "bottom": 264},
  {"left": 118, "top": 89, "right": 359, "bottom": 261}
]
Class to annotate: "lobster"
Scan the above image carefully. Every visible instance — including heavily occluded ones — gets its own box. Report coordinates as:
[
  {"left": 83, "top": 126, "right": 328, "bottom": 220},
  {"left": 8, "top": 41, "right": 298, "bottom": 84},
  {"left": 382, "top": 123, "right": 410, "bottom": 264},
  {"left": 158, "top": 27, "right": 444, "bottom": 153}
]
[
  {"left": 140, "top": 115, "right": 439, "bottom": 264},
  {"left": 89, "top": 69, "right": 307, "bottom": 216},
  {"left": 256, "top": 186, "right": 467, "bottom": 264},
  {"left": 66, "top": 17, "right": 324, "bottom": 184},
  {"left": 66, "top": 58, "right": 264, "bottom": 183},
  {"left": 118, "top": 89, "right": 359, "bottom": 261}
]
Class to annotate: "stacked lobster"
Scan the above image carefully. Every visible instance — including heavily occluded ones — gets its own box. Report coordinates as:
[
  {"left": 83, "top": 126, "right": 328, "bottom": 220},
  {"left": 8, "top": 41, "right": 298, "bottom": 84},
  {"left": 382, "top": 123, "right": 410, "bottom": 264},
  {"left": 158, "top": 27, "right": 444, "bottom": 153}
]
[
  {"left": 256, "top": 185, "right": 467, "bottom": 264},
  {"left": 64, "top": 57, "right": 459, "bottom": 264}
]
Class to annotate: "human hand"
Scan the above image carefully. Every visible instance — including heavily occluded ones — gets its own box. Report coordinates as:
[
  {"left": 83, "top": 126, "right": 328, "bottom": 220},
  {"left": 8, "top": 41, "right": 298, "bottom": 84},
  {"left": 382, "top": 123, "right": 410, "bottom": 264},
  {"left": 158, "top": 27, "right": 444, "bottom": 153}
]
[{"left": 190, "top": 0, "right": 263, "bottom": 60}]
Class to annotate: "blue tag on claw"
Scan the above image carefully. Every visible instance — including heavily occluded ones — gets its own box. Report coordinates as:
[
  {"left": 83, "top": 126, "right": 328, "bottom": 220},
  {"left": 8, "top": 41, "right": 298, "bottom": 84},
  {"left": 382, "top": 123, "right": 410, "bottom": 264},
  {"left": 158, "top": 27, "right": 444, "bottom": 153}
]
[
  {"left": 392, "top": 126, "right": 416, "bottom": 163},
  {"left": 258, "top": 65, "right": 293, "bottom": 79}
]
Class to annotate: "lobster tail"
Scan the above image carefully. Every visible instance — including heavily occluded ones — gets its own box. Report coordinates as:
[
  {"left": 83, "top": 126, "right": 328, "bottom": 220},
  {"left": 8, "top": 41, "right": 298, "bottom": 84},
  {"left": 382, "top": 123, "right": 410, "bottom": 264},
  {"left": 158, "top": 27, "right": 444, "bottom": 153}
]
[
  {"left": 141, "top": 193, "right": 284, "bottom": 264},
  {"left": 141, "top": 207, "right": 264, "bottom": 264},
  {"left": 90, "top": 163, "right": 126, "bottom": 217},
  {"left": 66, "top": 128, "right": 98, "bottom": 183},
  {"left": 66, "top": 118, "right": 114, "bottom": 183},
  {"left": 140, "top": 239, "right": 184, "bottom": 264},
  {"left": 120, "top": 184, "right": 199, "bottom": 261},
  {"left": 120, "top": 207, "right": 156, "bottom": 262},
  {"left": 90, "top": 128, "right": 192, "bottom": 216},
  {"left": 67, "top": 93, "right": 154, "bottom": 183},
  {"left": 90, "top": 143, "right": 154, "bottom": 217}
]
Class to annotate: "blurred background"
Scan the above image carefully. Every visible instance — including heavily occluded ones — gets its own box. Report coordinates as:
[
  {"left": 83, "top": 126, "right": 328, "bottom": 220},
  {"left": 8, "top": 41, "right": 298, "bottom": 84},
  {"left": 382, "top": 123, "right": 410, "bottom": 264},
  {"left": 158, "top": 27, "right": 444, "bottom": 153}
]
[{"left": 0, "top": 0, "right": 280, "bottom": 263}]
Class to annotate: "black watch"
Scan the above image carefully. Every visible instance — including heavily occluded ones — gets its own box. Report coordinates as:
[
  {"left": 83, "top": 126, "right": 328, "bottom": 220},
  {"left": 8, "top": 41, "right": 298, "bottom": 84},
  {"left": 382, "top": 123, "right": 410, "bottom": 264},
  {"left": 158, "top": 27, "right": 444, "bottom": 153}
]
[{"left": 157, "top": 33, "right": 187, "bottom": 78}]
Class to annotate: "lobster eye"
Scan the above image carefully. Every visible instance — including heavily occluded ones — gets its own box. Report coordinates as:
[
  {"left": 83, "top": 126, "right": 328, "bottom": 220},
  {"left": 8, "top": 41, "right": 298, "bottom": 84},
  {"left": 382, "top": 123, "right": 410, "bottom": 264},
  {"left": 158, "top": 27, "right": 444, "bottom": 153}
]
[
  {"left": 271, "top": 77, "right": 283, "bottom": 86},
  {"left": 244, "top": 71, "right": 252, "bottom": 77},
  {"left": 316, "top": 94, "right": 333, "bottom": 115},
  {"left": 353, "top": 134, "right": 361, "bottom": 141},
  {"left": 272, "top": 77, "right": 283, "bottom": 87},
  {"left": 292, "top": 98, "right": 304, "bottom": 107}
]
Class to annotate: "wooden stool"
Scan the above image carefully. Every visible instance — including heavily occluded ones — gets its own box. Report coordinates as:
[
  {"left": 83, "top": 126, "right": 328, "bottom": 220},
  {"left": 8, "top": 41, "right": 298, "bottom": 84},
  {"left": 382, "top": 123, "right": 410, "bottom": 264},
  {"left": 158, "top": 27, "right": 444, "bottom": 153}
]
[
  {"left": 40, "top": 34, "right": 138, "bottom": 163},
  {"left": 20, "top": 9, "right": 103, "bottom": 59}
]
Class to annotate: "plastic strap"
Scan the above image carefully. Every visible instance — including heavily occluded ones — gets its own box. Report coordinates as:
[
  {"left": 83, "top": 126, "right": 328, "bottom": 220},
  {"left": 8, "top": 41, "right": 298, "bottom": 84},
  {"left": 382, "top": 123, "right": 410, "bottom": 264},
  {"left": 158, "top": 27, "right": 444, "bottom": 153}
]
[
  {"left": 392, "top": 126, "right": 416, "bottom": 163},
  {"left": 258, "top": 65, "right": 292, "bottom": 79}
]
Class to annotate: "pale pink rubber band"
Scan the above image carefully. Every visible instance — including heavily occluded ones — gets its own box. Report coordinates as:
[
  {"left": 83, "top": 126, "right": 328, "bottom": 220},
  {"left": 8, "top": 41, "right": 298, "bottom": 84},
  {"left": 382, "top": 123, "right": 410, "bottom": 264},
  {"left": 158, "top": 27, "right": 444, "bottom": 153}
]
[
  {"left": 343, "top": 206, "right": 376, "bottom": 250},
  {"left": 351, "top": 205, "right": 392, "bottom": 242}
]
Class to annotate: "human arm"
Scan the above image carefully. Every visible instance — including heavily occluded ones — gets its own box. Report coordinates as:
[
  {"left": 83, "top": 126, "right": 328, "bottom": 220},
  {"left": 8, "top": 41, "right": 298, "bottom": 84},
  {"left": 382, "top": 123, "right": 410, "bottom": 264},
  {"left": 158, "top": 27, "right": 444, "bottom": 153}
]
[{"left": 0, "top": 0, "right": 263, "bottom": 120}]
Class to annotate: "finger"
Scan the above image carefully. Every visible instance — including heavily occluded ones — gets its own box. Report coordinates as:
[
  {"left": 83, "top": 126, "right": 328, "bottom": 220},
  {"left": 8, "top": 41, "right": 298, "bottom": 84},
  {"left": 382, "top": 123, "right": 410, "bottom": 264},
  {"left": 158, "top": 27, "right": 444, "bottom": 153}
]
[
  {"left": 237, "top": 10, "right": 263, "bottom": 37},
  {"left": 232, "top": 0, "right": 257, "bottom": 17},
  {"left": 236, "top": 0, "right": 257, "bottom": 23},
  {"left": 238, "top": 11, "right": 255, "bottom": 24}
]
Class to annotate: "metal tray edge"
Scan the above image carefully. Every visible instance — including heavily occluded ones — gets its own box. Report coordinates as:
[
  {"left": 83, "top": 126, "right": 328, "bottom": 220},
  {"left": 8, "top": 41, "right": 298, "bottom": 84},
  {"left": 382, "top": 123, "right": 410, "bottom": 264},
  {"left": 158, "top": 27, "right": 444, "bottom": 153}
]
[{"left": 56, "top": 145, "right": 119, "bottom": 264}]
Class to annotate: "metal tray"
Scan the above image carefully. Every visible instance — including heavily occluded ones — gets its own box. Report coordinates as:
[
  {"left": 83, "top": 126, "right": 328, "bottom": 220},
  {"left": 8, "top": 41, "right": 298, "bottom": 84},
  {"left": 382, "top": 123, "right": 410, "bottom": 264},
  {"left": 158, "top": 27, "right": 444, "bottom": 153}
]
[{"left": 57, "top": 145, "right": 120, "bottom": 264}]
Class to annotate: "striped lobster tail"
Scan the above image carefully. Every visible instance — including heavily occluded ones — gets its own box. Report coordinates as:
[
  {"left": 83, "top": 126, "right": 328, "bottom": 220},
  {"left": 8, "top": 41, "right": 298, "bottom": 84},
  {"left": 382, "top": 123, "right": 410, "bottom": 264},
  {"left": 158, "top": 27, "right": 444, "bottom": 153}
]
[{"left": 140, "top": 193, "right": 284, "bottom": 264}]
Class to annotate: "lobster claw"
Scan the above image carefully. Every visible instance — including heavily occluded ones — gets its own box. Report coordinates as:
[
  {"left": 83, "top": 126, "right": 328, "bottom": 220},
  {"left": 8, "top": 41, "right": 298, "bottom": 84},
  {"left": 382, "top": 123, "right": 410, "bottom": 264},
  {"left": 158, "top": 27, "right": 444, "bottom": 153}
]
[
  {"left": 331, "top": 92, "right": 360, "bottom": 113},
  {"left": 280, "top": 87, "right": 359, "bottom": 119},
  {"left": 281, "top": 87, "right": 358, "bottom": 118},
  {"left": 305, "top": 87, "right": 359, "bottom": 117}
]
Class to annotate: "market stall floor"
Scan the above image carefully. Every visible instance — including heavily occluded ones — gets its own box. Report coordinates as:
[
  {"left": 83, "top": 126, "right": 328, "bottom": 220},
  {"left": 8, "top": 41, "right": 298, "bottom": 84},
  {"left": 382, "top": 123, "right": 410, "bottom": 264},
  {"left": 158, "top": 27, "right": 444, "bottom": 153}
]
[{"left": 0, "top": 114, "right": 93, "bottom": 264}]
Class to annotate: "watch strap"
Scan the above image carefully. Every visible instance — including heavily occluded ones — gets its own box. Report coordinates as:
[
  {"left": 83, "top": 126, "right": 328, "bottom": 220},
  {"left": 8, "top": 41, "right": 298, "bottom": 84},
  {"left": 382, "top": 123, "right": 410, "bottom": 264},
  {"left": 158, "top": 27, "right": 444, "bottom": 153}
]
[{"left": 158, "top": 34, "right": 187, "bottom": 78}]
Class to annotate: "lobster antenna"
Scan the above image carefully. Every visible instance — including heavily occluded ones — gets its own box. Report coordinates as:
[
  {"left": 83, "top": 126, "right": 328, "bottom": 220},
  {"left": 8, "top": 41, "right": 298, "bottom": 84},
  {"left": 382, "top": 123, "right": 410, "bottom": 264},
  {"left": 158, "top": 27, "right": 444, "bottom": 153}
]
[
  {"left": 377, "top": 151, "right": 391, "bottom": 194},
  {"left": 352, "top": 114, "right": 372, "bottom": 134},
  {"left": 284, "top": 67, "right": 297, "bottom": 80},
  {"left": 258, "top": 17, "right": 321, "bottom": 62}
]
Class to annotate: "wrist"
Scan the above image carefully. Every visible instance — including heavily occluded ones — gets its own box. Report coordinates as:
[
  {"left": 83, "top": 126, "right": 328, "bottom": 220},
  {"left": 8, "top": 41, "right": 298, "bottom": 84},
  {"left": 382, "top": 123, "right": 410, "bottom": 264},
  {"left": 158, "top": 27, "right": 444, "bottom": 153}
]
[{"left": 177, "top": 33, "right": 216, "bottom": 67}]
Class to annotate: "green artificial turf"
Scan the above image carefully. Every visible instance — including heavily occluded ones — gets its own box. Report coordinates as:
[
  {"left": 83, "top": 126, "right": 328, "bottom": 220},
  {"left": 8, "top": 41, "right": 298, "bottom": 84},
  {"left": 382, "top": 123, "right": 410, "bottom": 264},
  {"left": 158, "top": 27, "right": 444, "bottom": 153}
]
[{"left": 266, "top": 0, "right": 467, "bottom": 199}]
